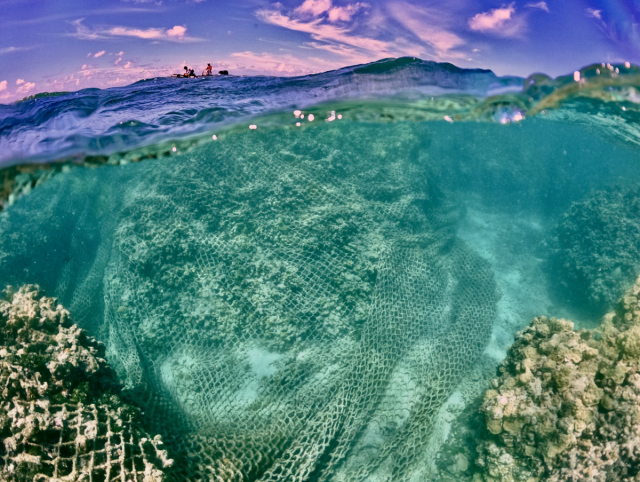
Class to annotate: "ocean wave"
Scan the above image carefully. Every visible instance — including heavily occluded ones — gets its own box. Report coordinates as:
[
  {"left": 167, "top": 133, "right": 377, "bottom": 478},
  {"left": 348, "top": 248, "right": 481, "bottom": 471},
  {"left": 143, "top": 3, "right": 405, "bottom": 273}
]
[{"left": 0, "top": 57, "right": 639, "bottom": 167}]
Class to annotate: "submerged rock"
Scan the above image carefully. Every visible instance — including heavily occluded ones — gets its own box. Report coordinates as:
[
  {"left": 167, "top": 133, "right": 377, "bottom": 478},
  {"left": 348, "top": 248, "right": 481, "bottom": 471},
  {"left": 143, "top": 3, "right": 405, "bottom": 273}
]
[
  {"left": 549, "top": 184, "right": 640, "bottom": 316},
  {"left": 0, "top": 285, "right": 172, "bottom": 481},
  {"left": 475, "top": 276, "right": 640, "bottom": 482}
]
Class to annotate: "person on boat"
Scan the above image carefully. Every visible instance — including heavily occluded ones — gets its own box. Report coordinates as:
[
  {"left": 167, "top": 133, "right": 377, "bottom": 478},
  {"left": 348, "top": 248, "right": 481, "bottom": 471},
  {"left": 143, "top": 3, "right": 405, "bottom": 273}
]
[
  {"left": 189, "top": 68, "right": 196, "bottom": 77},
  {"left": 206, "top": 63, "right": 213, "bottom": 75},
  {"left": 183, "top": 66, "right": 189, "bottom": 77}
]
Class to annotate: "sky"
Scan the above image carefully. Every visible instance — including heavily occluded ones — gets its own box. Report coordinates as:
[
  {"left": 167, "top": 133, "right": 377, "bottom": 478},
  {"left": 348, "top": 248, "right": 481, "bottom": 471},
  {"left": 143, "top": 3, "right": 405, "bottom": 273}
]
[{"left": 1, "top": 0, "right": 640, "bottom": 103}]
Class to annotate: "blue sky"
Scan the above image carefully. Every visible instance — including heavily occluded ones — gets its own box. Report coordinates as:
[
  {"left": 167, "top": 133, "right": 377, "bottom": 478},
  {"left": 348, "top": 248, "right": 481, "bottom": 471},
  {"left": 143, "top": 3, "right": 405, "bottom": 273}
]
[{"left": 1, "top": 0, "right": 639, "bottom": 102}]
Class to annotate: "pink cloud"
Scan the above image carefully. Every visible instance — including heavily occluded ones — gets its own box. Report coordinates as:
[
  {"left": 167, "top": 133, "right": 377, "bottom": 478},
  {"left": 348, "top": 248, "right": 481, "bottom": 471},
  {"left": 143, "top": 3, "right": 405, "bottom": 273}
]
[
  {"left": 106, "top": 26, "right": 164, "bottom": 39},
  {"left": 71, "top": 19, "right": 199, "bottom": 43},
  {"left": 586, "top": 8, "right": 602, "bottom": 20},
  {"left": 16, "top": 82, "right": 36, "bottom": 95},
  {"left": 104, "top": 25, "right": 195, "bottom": 41},
  {"left": 294, "top": 0, "right": 332, "bottom": 17},
  {"left": 257, "top": 0, "right": 469, "bottom": 67},
  {"left": 94, "top": 50, "right": 106, "bottom": 58},
  {"left": 0, "top": 81, "right": 7, "bottom": 92},
  {"left": 468, "top": 3, "right": 526, "bottom": 38},
  {"left": 167, "top": 25, "right": 186, "bottom": 38},
  {"left": 230, "top": 51, "right": 336, "bottom": 75},
  {"left": 16, "top": 79, "right": 24, "bottom": 85},
  {"left": 257, "top": 9, "right": 400, "bottom": 58},
  {"left": 387, "top": 2, "right": 465, "bottom": 58},
  {"left": 525, "top": 2, "right": 549, "bottom": 12},
  {"left": 469, "top": 4, "right": 515, "bottom": 31},
  {"left": 327, "top": 3, "right": 367, "bottom": 23},
  {"left": 292, "top": 0, "right": 368, "bottom": 23},
  {"left": 303, "top": 41, "right": 372, "bottom": 64}
]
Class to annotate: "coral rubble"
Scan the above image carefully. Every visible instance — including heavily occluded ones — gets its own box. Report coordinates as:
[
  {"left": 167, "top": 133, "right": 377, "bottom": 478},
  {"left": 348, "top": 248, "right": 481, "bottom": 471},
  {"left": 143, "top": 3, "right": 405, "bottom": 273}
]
[
  {"left": 0, "top": 285, "right": 172, "bottom": 481},
  {"left": 475, "top": 276, "right": 640, "bottom": 482},
  {"left": 550, "top": 184, "right": 640, "bottom": 315}
]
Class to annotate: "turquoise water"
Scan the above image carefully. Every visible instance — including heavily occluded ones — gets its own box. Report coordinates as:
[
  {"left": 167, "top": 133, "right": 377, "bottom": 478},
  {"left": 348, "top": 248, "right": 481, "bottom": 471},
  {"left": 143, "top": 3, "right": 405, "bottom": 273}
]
[{"left": 2, "top": 57, "right": 640, "bottom": 481}]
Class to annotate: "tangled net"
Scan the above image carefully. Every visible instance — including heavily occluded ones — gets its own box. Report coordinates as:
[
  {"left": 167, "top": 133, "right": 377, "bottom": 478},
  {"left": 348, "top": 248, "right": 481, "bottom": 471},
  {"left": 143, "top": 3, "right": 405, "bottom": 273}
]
[
  {"left": 0, "top": 122, "right": 498, "bottom": 481},
  {"left": 0, "top": 285, "right": 172, "bottom": 482}
]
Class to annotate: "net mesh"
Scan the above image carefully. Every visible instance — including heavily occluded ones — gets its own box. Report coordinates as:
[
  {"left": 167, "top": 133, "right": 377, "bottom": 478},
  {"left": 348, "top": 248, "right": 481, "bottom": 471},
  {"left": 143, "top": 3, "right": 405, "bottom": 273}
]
[
  {"left": 0, "top": 286, "right": 172, "bottom": 482},
  {"left": 0, "top": 122, "right": 498, "bottom": 481}
]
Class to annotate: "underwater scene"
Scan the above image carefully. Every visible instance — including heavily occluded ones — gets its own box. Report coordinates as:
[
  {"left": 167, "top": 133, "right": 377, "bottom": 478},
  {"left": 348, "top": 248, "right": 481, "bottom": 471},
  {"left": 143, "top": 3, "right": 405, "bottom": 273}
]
[{"left": 3, "top": 57, "right": 640, "bottom": 482}]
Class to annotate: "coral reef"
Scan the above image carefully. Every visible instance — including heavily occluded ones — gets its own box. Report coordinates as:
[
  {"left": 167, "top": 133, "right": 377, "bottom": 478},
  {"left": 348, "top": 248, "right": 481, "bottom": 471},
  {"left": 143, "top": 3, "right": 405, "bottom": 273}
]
[
  {"left": 549, "top": 184, "right": 640, "bottom": 315},
  {"left": 0, "top": 285, "right": 172, "bottom": 481},
  {"left": 475, "top": 275, "right": 640, "bottom": 482}
]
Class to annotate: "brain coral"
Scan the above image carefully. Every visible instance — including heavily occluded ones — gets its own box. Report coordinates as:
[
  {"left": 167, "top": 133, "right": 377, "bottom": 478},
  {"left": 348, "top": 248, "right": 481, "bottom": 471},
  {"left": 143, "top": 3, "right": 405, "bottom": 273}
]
[
  {"left": 475, "top": 275, "right": 640, "bottom": 482},
  {"left": 0, "top": 285, "right": 172, "bottom": 482},
  {"left": 549, "top": 184, "right": 640, "bottom": 315}
]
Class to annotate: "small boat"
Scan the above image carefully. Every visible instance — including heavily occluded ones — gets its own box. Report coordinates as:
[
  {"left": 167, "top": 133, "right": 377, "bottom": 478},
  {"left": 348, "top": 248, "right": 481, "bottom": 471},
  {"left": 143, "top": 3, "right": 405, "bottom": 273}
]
[
  {"left": 171, "top": 70, "right": 230, "bottom": 79},
  {"left": 201, "top": 70, "right": 230, "bottom": 76}
]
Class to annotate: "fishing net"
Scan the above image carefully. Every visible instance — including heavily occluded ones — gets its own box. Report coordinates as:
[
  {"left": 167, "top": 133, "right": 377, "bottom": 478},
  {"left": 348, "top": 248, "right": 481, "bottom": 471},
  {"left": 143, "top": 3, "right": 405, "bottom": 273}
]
[{"left": 0, "top": 122, "right": 498, "bottom": 481}]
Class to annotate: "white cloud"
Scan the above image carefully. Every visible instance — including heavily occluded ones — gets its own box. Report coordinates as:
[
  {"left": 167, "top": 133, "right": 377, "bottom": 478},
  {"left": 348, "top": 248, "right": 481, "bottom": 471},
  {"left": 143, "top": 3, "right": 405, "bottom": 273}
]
[
  {"left": 124, "top": 61, "right": 132, "bottom": 69},
  {"left": 16, "top": 82, "right": 36, "bottom": 95},
  {"left": 0, "top": 81, "right": 7, "bottom": 92},
  {"left": 525, "top": 2, "right": 549, "bottom": 12},
  {"left": 94, "top": 50, "right": 106, "bottom": 58},
  {"left": 468, "top": 3, "right": 525, "bottom": 37},
  {"left": 16, "top": 79, "right": 24, "bottom": 85},
  {"left": 586, "top": 8, "right": 602, "bottom": 20}
]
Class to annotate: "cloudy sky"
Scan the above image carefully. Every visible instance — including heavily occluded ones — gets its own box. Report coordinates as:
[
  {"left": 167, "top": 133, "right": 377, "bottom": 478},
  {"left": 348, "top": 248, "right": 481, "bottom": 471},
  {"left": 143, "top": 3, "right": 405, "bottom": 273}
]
[{"left": 1, "top": 0, "right": 639, "bottom": 103}]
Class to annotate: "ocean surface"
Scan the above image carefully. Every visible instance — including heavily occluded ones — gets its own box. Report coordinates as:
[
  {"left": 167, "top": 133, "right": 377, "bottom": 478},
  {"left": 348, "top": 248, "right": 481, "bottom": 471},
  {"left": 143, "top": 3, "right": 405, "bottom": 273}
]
[{"left": 2, "top": 57, "right": 640, "bottom": 481}]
